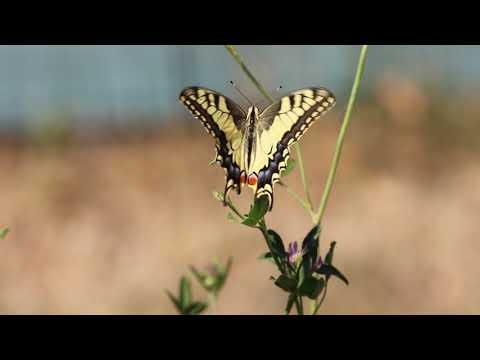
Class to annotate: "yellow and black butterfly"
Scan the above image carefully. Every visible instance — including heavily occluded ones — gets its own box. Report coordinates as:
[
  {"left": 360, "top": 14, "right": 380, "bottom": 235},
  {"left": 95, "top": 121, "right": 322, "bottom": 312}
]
[{"left": 179, "top": 86, "right": 336, "bottom": 211}]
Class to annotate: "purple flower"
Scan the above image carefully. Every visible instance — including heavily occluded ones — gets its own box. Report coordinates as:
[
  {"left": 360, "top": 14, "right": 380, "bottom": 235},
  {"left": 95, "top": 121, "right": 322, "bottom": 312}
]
[{"left": 287, "top": 241, "right": 304, "bottom": 266}]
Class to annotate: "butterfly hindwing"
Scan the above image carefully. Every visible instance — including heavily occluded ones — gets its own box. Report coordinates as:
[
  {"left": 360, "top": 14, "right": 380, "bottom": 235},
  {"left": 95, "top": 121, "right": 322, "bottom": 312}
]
[
  {"left": 179, "top": 87, "right": 246, "bottom": 199},
  {"left": 254, "top": 88, "right": 336, "bottom": 209}
]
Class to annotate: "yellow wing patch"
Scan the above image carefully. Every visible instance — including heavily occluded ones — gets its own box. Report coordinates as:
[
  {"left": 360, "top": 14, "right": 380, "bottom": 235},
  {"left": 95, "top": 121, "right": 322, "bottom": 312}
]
[{"left": 252, "top": 87, "right": 336, "bottom": 209}]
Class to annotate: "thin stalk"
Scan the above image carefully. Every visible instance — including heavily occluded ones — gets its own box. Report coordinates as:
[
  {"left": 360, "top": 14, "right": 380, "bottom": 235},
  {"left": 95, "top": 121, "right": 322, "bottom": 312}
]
[
  {"left": 278, "top": 181, "right": 313, "bottom": 216},
  {"left": 257, "top": 218, "right": 283, "bottom": 273},
  {"left": 224, "top": 45, "right": 274, "bottom": 103},
  {"left": 223, "top": 194, "right": 246, "bottom": 221},
  {"left": 314, "top": 45, "right": 368, "bottom": 225},
  {"left": 312, "top": 283, "right": 328, "bottom": 315},
  {"left": 209, "top": 293, "right": 217, "bottom": 315},
  {"left": 309, "top": 297, "right": 316, "bottom": 315},
  {"left": 295, "top": 143, "right": 313, "bottom": 209},
  {"left": 295, "top": 296, "right": 304, "bottom": 315}
]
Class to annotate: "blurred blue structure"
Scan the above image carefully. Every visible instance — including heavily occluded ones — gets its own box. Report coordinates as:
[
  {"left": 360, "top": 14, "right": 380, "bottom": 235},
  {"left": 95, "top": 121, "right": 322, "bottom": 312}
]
[{"left": 0, "top": 45, "right": 477, "bottom": 132}]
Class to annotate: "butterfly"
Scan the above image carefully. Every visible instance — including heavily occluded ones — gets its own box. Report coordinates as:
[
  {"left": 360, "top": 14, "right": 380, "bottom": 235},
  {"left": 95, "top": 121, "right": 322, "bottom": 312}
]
[{"left": 179, "top": 86, "right": 336, "bottom": 211}]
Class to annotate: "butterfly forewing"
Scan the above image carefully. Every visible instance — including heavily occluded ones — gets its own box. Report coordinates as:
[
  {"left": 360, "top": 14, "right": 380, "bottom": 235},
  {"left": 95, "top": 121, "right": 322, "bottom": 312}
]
[{"left": 179, "top": 87, "right": 247, "bottom": 199}]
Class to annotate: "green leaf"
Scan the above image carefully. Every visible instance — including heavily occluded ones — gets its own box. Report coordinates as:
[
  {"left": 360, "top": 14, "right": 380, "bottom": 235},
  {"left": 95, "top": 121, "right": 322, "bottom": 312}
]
[
  {"left": 242, "top": 195, "right": 269, "bottom": 226},
  {"left": 190, "top": 266, "right": 215, "bottom": 293},
  {"left": 266, "top": 229, "right": 288, "bottom": 273},
  {"left": 208, "top": 157, "right": 217, "bottom": 166},
  {"left": 212, "top": 191, "right": 224, "bottom": 203},
  {"left": 301, "top": 225, "right": 320, "bottom": 277},
  {"left": 185, "top": 302, "right": 208, "bottom": 315},
  {"left": 0, "top": 228, "right": 9, "bottom": 240},
  {"left": 274, "top": 275, "right": 297, "bottom": 293},
  {"left": 281, "top": 158, "right": 296, "bottom": 177},
  {"left": 316, "top": 264, "right": 349, "bottom": 286},
  {"left": 325, "top": 241, "right": 336, "bottom": 265},
  {"left": 266, "top": 230, "right": 286, "bottom": 258},
  {"left": 190, "top": 266, "right": 206, "bottom": 283},
  {"left": 285, "top": 293, "right": 297, "bottom": 315},
  {"left": 297, "top": 259, "right": 306, "bottom": 286},
  {"left": 214, "top": 257, "right": 233, "bottom": 295},
  {"left": 179, "top": 277, "right": 192, "bottom": 309},
  {"left": 166, "top": 290, "right": 184, "bottom": 314},
  {"left": 226, "top": 212, "right": 241, "bottom": 223},
  {"left": 257, "top": 252, "right": 275, "bottom": 264},
  {"left": 298, "top": 277, "right": 325, "bottom": 300},
  {"left": 223, "top": 257, "right": 233, "bottom": 280}
]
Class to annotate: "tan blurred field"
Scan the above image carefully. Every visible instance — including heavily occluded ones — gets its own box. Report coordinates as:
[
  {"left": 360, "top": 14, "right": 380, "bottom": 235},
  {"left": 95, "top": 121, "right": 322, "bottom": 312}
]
[{"left": 1, "top": 80, "right": 480, "bottom": 314}]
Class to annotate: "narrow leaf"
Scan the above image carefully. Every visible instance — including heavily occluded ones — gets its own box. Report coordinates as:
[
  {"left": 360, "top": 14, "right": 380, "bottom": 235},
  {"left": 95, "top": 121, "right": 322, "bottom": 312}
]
[
  {"left": 301, "top": 225, "right": 320, "bottom": 277},
  {"left": 325, "top": 241, "right": 336, "bottom": 265},
  {"left": 316, "top": 264, "right": 349, "bottom": 286},
  {"left": 223, "top": 257, "right": 233, "bottom": 279},
  {"left": 226, "top": 212, "right": 241, "bottom": 223},
  {"left": 297, "top": 259, "right": 306, "bottom": 286},
  {"left": 275, "top": 275, "right": 297, "bottom": 293},
  {"left": 186, "top": 302, "right": 208, "bottom": 315},
  {"left": 179, "top": 277, "right": 192, "bottom": 309},
  {"left": 298, "top": 277, "right": 325, "bottom": 300},
  {"left": 190, "top": 266, "right": 206, "bottom": 283},
  {"left": 257, "top": 252, "right": 275, "bottom": 265},
  {"left": 0, "top": 228, "right": 9, "bottom": 240},
  {"left": 212, "top": 191, "right": 224, "bottom": 203},
  {"left": 266, "top": 230, "right": 286, "bottom": 257},
  {"left": 266, "top": 229, "right": 287, "bottom": 274},
  {"left": 214, "top": 257, "right": 233, "bottom": 295},
  {"left": 242, "top": 195, "right": 269, "bottom": 227},
  {"left": 285, "top": 293, "right": 296, "bottom": 315},
  {"left": 166, "top": 290, "right": 184, "bottom": 314}
]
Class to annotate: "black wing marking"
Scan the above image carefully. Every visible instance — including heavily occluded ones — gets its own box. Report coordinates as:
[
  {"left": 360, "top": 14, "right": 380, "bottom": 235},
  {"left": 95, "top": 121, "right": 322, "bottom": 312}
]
[
  {"left": 255, "top": 87, "right": 336, "bottom": 210},
  {"left": 179, "top": 86, "right": 247, "bottom": 202}
]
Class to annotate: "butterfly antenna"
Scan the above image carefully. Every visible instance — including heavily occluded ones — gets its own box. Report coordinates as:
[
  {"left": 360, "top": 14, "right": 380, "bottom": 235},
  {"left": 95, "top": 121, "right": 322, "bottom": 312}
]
[
  {"left": 254, "top": 85, "right": 283, "bottom": 107},
  {"left": 230, "top": 81, "right": 253, "bottom": 106}
]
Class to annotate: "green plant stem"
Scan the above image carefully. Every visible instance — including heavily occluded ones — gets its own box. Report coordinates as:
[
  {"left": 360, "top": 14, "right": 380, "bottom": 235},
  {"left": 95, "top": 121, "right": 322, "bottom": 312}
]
[
  {"left": 309, "top": 297, "right": 316, "bottom": 315},
  {"left": 314, "top": 45, "right": 368, "bottom": 225},
  {"left": 223, "top": 194, "right": 246, "bottom": 221},
  {"left": 279, "top": 182, "right": 306, "bottom": 207},
  {"left": 209, "top": 293, "right": 217, "bottom": 315},
  {"left": 224, "top": 46, "right": 274, "bottom": 103},
  {"left": 257, "top": 219, "right": 282, "bottom": 272},
  {"left": 295, "top": 296, "right": 304, "bottom": 315},
  {"left": 295, "top": 143, "right": 313, "bottom": 209},
  {"left": 312, "top": 283, "right": 328, "bottom": 315}
]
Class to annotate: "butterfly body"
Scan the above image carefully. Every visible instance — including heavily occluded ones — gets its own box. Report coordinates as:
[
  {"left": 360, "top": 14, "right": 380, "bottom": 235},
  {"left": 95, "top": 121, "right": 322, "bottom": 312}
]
[{"left": 179, "top": 86, "right": 336, "bottom": 211}]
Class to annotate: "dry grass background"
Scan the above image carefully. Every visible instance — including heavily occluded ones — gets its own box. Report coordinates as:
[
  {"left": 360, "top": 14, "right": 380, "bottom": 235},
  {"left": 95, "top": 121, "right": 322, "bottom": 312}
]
[{"left": 0, "top": 79, "right": 479, "bottom": 314}]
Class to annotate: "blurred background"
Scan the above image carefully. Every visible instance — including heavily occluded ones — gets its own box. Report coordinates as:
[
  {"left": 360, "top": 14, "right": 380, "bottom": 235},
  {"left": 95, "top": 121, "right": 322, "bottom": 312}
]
[{"left": 0, "top": 45, "right": 479, "bottom": 314}]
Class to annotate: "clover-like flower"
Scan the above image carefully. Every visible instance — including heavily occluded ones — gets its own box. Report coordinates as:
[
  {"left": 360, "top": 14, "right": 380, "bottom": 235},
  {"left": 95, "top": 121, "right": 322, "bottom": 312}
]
[{"left": 287, "top": 241, "right": 305, "bottom": 267}]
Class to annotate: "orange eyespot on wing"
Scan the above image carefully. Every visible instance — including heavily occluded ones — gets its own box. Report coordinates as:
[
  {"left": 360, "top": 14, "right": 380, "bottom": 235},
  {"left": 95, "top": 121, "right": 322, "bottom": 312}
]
[
  {"left": 240, "top": 171, "right": 247, "bottom": 185},
  {"left": 247, "top": 174, "right": 258, "bottom": 186}
]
